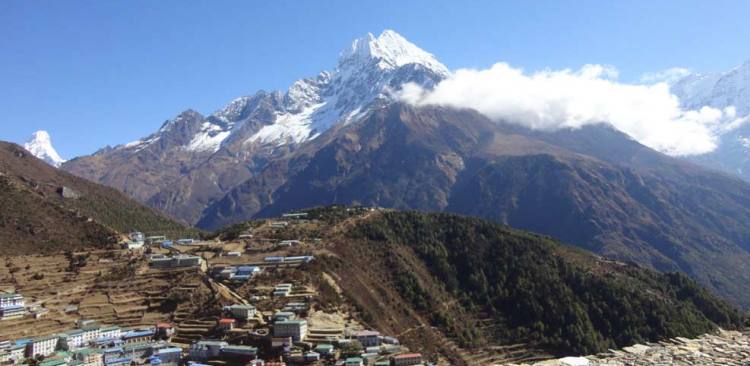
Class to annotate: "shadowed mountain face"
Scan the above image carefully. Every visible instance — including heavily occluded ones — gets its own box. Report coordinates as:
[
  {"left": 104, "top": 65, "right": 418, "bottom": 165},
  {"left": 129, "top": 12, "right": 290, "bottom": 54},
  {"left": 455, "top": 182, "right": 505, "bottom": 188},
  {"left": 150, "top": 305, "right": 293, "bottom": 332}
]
[
  {"left": 197, "top": 103, "right": 750, "bottom": 308},
  {"left": 0, "top": 142, "right": 189, "bottom": 255}
]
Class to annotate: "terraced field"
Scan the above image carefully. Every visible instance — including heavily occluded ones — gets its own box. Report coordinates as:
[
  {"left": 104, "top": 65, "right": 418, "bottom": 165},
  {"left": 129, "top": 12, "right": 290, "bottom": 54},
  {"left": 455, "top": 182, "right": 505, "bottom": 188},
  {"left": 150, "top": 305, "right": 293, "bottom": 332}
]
[{"left": 0, "top": 250, "right": 215, "bottom": 340}]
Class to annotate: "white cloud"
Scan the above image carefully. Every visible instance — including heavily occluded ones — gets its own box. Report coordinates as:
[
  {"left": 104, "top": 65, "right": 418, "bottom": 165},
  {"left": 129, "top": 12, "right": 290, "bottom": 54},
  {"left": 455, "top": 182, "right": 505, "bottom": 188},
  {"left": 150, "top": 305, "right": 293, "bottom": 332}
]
[
  {"left": 398, "top": 63, "right": 746, "bottom": 156},
  {"left": 638, "top": 67, "right": 692, "bottom": 84}
]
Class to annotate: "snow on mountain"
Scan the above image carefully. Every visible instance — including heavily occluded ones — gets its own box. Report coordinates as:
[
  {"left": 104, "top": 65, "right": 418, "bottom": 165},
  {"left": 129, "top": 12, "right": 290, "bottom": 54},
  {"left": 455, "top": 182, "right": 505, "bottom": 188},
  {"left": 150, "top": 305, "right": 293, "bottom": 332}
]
[
  {"left": 672, "top": 60, "right": 750, "bottom": 115},
  {"left": 340, "top": 30, "right": 449, "bottom": 75},
  {"left": 245, "top": 29, "right": 449, "bottom": 146},
  {"left": 671, "top": 60, "right": 750, "bottom": 180},
  {"left": 109, "top": 30, "right": 447, "bottom": 155},
  {"left": 23, "top": 130, "right": 65, "bottom": 167},
  {"left": 185, "top": 122, "right": 232, "bottom": 152}
]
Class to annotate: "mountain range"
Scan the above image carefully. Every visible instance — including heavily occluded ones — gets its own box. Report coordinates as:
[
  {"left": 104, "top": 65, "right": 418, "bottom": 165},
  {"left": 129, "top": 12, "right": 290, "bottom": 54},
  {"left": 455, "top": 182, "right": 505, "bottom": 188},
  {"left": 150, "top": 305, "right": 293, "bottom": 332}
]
[{"left": 43, "top": 30, "right": 750, "bottom": 308}]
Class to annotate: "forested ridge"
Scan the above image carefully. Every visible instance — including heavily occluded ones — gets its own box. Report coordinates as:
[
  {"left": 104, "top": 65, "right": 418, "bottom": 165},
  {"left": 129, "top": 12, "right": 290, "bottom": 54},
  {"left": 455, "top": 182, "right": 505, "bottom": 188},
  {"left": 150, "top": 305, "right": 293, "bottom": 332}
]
[{"left": 348, "top": 211, "right": 742, "bottom": 355}]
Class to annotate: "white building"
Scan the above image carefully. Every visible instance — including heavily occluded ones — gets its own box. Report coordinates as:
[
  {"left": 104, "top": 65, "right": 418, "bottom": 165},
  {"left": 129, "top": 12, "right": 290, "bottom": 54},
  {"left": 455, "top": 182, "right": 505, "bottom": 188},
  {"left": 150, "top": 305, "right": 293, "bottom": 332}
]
[
  {"left": 278, "top": 240, "right": 301, "bottom": 247},
  {"left": 149, "top": 254, "right": 203, "bottom": 268},
  {"left": 0, "top": 345, "right": 26, "bottom": 364},
  {"left": 126, "top": 232, "right": 145, "bottom": 249},
  {"left": 226, "top": 304, "right": 256, "bottom": 320},
  {"left": 27, "top": 336, "right": 59, "bottom": 358},
  {"left": 0, "top": 293, "right": 24, "bottom": 308},
  {"left": 98, "top": 326, "right": 121, "bottom": 341},
  {"left": 274, "top": 320, "right": 307, "bottom": 342},
  {"left": 59, "top": 329, "right": 85, "bottom": 350},
  {"left": 81, "top": 325, "right": 101, "bottom": 344},
  {"left": 124, "top": 241, "right": 144, "bottom": 250}
]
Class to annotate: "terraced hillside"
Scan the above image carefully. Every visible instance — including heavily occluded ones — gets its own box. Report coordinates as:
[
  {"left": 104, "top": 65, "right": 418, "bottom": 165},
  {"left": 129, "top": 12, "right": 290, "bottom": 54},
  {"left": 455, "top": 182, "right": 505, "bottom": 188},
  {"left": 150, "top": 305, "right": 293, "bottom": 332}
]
[
  {"left": 0, "top": 141, "right": 193, "bottom": 255},
  {"left": 0, "top": 250, "right": 214, "bottom": 341}
]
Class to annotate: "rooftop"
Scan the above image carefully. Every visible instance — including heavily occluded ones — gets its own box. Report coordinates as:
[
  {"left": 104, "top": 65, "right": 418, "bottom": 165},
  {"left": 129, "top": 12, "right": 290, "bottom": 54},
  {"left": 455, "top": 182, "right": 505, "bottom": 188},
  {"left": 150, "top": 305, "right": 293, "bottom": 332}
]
[{"left": 276, "top": 319, "right": 307, "bottom": 325}]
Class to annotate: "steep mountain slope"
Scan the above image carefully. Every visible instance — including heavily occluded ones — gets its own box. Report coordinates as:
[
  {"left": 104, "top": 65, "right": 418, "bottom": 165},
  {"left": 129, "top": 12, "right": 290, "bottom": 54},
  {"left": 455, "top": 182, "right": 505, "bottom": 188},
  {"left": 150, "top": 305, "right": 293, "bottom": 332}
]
[
  {"left": 671, "top": 61, "right": 750, "bottom": 180},
  {"left": 63, "top": 30, "right": 447, "bottom": 224},
  {"left": 201, "top": 103, "right": 750, "bottom": 309},
  {"left": 23, "top": 130, "right": 65, "bottom": 167},
  {"left": 0, "top": 141, "right": 190, "bottom": 254},
  {"left": 214, "top": 208, "right": 742, "bottom": 361}
]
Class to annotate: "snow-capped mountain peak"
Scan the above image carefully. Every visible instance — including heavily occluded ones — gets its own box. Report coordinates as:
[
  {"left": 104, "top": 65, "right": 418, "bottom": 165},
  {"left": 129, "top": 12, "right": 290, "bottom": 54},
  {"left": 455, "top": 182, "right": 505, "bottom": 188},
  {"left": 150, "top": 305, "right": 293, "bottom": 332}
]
[
  {"left": 23, "top": 130, "right": 65, "bottom": 167},
  {"left": 243, "top": 30, "right": 450, "bottom": 147},
  {"left": 338, "top": 29, "right": 449, "bottom": 76},
  {"left": 110, "top": 30, "right": 449, "bottom": 153}
]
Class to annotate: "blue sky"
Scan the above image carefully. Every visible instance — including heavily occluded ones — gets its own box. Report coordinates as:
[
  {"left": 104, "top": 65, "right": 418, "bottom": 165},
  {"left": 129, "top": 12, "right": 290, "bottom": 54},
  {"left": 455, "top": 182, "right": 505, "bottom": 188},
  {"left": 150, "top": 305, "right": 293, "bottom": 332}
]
[{"left": 2, "top": 0, "right": 749, "bottom": 158}]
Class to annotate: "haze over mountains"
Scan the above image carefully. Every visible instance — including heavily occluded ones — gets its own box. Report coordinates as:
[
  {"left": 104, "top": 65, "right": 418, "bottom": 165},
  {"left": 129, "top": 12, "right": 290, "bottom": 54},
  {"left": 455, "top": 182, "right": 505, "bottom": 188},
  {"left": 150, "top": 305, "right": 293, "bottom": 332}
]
[{"left": 20, "top": 30, "right": 750, "bottom": 308}]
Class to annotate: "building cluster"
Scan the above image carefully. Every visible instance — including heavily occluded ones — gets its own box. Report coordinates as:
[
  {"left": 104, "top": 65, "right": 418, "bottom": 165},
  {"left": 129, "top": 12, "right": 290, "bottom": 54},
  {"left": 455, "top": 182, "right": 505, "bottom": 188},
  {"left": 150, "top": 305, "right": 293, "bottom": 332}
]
[
  {"left": 185, "top": 274, "right": 424, "bottom": 366},
  {"left": 3, "top": 211, "right": 427, "bottom": 366},
  {"left": 0, "top": 321, "right": 177, "bottom": 366}
]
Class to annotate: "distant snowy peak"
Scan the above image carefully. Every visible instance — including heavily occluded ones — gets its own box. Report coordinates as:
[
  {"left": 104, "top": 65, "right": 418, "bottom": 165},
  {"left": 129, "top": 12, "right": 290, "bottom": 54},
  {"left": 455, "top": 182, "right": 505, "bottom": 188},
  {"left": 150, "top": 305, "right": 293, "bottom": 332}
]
[
  {"left": 338, "top": 30, "right": 449, "bottom": 76},
  {"left": 672, "top": 60, "right": 750, "bottom": 115},
  {"left": 670, "top": 59, "right": 750, "bottom": 182},
  {"left": 24, "top": 130, "right": 65, "bottom": 167}
]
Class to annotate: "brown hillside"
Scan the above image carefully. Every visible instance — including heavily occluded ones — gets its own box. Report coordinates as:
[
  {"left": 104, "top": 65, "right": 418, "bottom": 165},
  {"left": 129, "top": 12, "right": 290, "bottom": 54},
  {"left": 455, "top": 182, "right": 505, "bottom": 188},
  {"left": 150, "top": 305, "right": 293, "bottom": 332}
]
[{"left": 0, "top": 141, "right": 191, "bottom": 254}]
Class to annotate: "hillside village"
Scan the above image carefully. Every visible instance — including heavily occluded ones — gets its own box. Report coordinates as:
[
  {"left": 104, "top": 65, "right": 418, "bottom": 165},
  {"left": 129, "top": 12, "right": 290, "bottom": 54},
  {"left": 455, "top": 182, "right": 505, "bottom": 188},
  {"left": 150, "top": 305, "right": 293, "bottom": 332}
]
[
  {"left": 0, "top": 208, "right": 432, "bottom": 366},
  {"left": 2, "top": 206, "right": 749, "bottom": 366}
]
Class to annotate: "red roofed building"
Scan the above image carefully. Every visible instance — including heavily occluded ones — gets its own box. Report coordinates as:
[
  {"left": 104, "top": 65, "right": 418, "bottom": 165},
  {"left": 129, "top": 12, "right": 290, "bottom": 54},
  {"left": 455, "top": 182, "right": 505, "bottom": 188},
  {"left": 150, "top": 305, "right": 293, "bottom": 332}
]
[
  {"left": 155, "top": 322, "right": 174, "bottom": 339},
  {"left": 393, "top": 353, "right": 422, "bottom": 366},
  {"left": 218, "top": 318, "right": 236, "bottom": 330}
]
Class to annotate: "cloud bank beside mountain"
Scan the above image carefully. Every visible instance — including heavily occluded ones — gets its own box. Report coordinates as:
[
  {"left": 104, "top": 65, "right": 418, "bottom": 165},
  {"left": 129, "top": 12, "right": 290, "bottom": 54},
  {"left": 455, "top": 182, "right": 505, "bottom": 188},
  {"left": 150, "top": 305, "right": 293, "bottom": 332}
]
[{"left": 398, "top": 63, "right": 747, "bottom": 156}]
